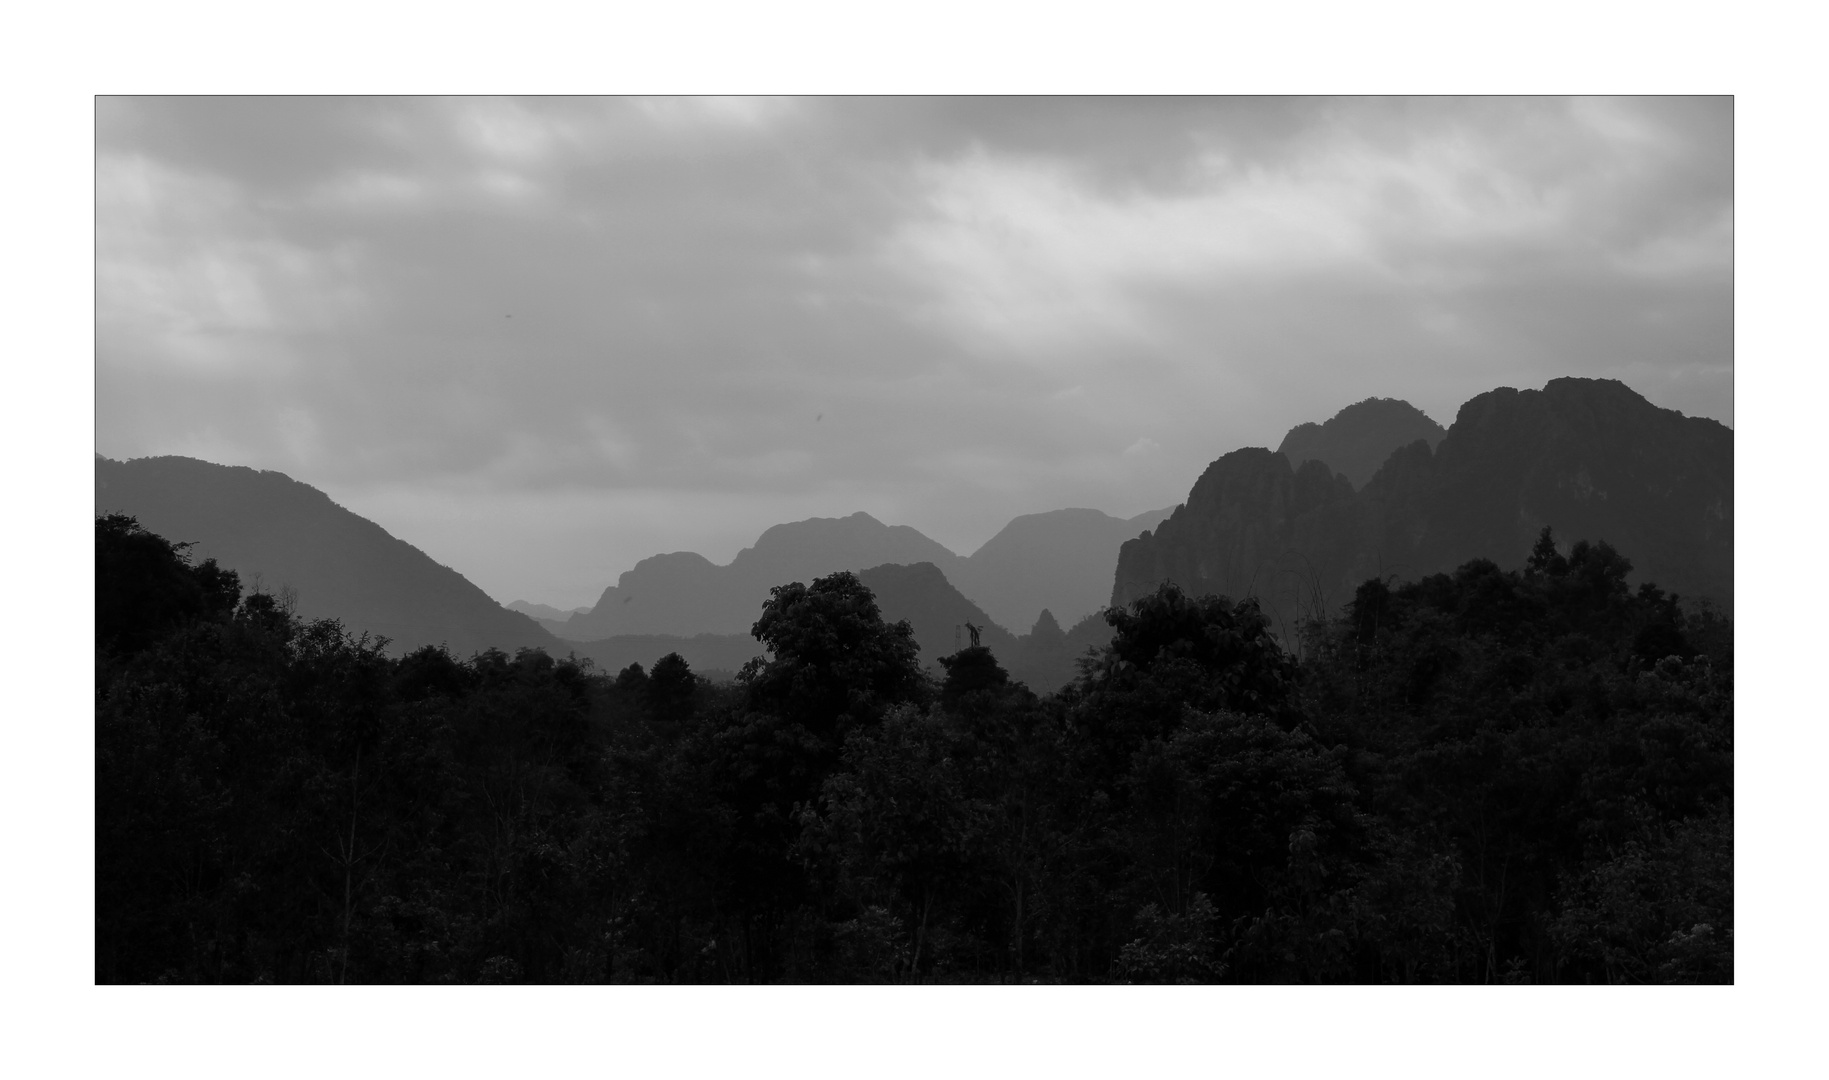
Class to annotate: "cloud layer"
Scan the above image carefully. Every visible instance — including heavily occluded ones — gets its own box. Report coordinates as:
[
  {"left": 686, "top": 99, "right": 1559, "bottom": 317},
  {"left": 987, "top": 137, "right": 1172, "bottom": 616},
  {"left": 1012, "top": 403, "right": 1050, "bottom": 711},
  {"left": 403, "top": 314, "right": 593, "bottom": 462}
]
[{"left": 97, "top": 97, "right": 1732, "bottom": 607}]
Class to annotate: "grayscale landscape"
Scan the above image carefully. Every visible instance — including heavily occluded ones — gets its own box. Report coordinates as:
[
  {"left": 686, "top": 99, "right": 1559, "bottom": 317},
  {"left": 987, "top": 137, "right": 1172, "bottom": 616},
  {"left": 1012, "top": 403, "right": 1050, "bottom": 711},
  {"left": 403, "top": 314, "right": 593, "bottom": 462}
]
[{"left": 96, "top": 97, "right": 1732, "bottom": 984}]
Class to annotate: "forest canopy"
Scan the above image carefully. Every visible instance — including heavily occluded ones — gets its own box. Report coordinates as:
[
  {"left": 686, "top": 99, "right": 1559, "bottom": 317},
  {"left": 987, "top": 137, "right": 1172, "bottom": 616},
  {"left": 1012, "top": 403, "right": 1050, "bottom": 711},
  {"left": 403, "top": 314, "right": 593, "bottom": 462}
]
[{"left": 95, "top": 515, "right": 1731, "bottom": 983}]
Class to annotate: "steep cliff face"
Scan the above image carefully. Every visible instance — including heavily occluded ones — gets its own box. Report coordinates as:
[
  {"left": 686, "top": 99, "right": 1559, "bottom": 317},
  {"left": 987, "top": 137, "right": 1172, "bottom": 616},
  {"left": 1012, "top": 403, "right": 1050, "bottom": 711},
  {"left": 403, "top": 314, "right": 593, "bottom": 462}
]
[
  {"left": 1365, "top": 378, "right": 1734, "bottom": 606},
  {"left": 1112, "top": 450, "right": 1360, "bottom": 633},
  {"left": 1114, "top": 379, "right": 1733, "bottom": 634},
  {"left": 1277, "top": 397, "right": 1446, "bottom": 489}
]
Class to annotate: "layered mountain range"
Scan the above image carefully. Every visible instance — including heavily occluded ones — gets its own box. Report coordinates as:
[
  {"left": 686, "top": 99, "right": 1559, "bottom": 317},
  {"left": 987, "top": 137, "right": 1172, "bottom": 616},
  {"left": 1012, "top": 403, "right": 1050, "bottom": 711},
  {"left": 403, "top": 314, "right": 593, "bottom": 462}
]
[
  {"left": 1114, "top": 378, "right": 1733, "bottom": 633},
  {"left": 506, "top": 600, "right": 592, "bottom": 622},
  {"left": 92, "top": 456, "right": 1144, "bottom": 692},
  {"left": 562, "top": 563, "right": 1115, "bottom": 692},
  {"left": 854, "top": 562, "right": 1114, "bottom": 692},
  {"left": 557, "top": 504, "right": 1172, "bottom": 642},
  {"left": 95, "top": 376, "right": 1732, "bottom": 695}
]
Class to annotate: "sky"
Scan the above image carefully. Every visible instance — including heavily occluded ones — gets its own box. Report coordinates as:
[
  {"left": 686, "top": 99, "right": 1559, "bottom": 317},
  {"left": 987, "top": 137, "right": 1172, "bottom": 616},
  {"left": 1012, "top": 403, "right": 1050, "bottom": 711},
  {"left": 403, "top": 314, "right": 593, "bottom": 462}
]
[{"left": 95, "top": 96, "right": 1733, "bottom": 610}]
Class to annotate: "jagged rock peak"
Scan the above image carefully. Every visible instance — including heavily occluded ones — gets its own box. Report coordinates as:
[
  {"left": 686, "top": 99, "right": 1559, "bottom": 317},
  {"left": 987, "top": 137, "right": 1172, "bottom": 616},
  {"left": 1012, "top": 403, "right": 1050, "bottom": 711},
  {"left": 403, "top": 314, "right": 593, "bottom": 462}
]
[
  {"left": 1115, "top": 376, "right": 1732, "bottom": 633},
  {"left": 1029, "top": 608, "right": 1064, "bottom": 642}
]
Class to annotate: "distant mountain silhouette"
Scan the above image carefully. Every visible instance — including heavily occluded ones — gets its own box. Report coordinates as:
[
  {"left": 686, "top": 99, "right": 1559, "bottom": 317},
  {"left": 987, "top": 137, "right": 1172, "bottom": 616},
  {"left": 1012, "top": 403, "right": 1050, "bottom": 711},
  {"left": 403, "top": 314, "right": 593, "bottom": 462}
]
[
  {"left": 857, "top": 562, "right": 1020, "bottom": 668},
  {"left": 562, "top": 512, "right": 958, "bottom": 639},
  {"left": 1010, "top": 606, "right": 1117, "bottom": 694},
  {"left": 506, "top": 600, "right": 593, "bottom": 639},
  {"left": 563, "top": 563, "right": 1112, "bottom": 694},
  {"left": 95, "top": 455, "right": 559, "bottom": 657},
  {"left": 1115, "top": 378, "right": 1732, "bottom": 634},
  {"left": 855, "top": 563, "right": 1111, "bottom": 693},
  {"left": 1277, "top": 396, "right": 1446, "bottom": 489},
  {"left": 948, "top": 506, "right": 1173, "bottom": 630},
  {"left": 506, "top": 600, "right": 591, "bottom": 622},
  {"left": 559, "top": 505, "right": 1172, "bottom": 643}
]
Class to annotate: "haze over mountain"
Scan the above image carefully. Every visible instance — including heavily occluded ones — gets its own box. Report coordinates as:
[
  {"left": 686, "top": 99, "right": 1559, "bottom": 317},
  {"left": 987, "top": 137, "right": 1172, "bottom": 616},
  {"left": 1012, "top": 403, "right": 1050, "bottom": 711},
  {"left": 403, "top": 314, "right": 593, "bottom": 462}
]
[
  {"left": 565, "top": 633, "right": 764, "bottom": 681},
  {"left": 89, "top": 98, "right": 1739, "bottom": 993},
  {"left": 1277, "top": 397, "right": 1447, "bottom": 489},
  {"left": 95, "top": 455, "right": 559, "bottom": 657},
  {"left": 949, "top": 507, "right": 1173, "bottom": 630},
  {"left": 98, "top": 99, "right": 1734, "bottom": 612},
  {"left": 559, "top": 505, "right": 1171, "bottom": 643},
  {"left": 854, "top": 562, "right": 1020, "bottom": 666},
  {"left": 506, "top": 600, "right": 591, "bottom": 623},
  {"left": 1114, "top": 378, "right": 1732, "bottom": 634},
  {"left": 93, "top": 378, "right": 1725, "bottom": 690},
  {"left": 562, "top": 512, "right": 958, "bottom": 639},
  {"left": 855, "top": 562, "right": 1113, "bottom": 693},
  {"left": 556, "top": 562, "right": 1109, "bottom": 695},
  {"left": 92, "top": 452, "right": 1140, "bottom": 692}
]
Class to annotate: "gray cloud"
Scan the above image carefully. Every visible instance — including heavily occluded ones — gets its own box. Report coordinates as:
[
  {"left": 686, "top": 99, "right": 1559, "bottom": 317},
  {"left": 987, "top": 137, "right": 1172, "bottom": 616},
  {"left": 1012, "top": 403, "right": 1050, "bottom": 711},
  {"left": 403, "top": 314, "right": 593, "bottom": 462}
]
[{"left": 96, "top": 97, "right": 1732, "bottom": 608}]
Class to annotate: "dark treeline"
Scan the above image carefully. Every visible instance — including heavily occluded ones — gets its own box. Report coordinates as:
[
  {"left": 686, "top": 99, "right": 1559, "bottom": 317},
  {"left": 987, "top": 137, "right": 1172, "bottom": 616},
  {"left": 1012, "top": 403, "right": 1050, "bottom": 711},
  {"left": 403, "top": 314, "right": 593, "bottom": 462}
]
[{"left": 96, "top": 514, "right": 1732, "bottom": 983}]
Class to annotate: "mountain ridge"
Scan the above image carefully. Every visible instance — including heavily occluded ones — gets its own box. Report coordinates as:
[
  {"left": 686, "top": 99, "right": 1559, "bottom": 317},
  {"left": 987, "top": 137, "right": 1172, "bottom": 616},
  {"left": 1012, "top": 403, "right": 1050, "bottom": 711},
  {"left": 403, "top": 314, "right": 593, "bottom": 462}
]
[
  {"left": 95, "top": 455, "right": 559, "bottom": 657},
  {"left": 93, "top": 453, "right": 1149, "bottom": 683},
  {"left": 507, "top": 600, "right": 592, "bottom": 622},
  {"left": 558, "top": 561, "right": 1111, "bottom": 695},
  {"left": 1277, "top": 396, "right": 1447, "bottom": 489},
  {"left": 1114, "top": 377, "right": 1732, "bottom": 633},
  {"left": 561, "top": 504, "right": 1173, "bottom": 641}
]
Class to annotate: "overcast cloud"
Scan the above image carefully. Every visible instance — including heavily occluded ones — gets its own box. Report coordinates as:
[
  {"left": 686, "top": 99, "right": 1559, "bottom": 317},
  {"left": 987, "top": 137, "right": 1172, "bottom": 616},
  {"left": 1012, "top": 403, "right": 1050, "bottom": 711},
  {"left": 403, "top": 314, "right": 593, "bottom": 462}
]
[{"left": 96, "top": 97, "right": 1732, "bottom": 609}]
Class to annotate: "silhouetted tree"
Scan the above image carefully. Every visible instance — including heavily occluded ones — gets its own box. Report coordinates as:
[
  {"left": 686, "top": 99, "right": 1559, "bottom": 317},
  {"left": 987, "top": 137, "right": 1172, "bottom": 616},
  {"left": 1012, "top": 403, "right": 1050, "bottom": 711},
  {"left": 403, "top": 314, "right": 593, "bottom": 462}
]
[{"left": 96, "top": 513, "right": 240, "bottom": 654}]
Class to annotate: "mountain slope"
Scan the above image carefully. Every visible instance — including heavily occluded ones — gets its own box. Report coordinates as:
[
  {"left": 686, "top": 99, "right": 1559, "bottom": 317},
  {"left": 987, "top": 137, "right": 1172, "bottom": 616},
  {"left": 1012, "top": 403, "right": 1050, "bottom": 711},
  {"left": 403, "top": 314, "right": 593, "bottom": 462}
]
[
  {"left": 95, "top": 455, "right": 559, "bottom": 657},
  {"left": 560, "top": 504, "right": 1174, "bottom": 643},
  {"left": 857, "top": 562, "right": 1019, "bottom": 669},
  {"left": 507, "top": 600, "right": 591, "bottom": 621},
  {"left": 564, "top": 563, "right": 1108, "bottom": 695},
  {"left": 856, "top": 562, "right": 1109, "bottom": 694},
  {"left": 562, "top": 512, "right": 962, "bottom": 639},
  {"left": 1112, "top": 450, "right": 1363, "bottom": 636},
  {"left": 1115, "top": 378, "right": 1732, "bottom": 634},
  {"left": 950, "top": 506, "right": 1174, "bottom": 631},
  {"left": 1363, "top": 378, "right": 1733, "bottom": 605},
  {"left": 1277, "top": 396, "right": 1447, "bottom": 489}
]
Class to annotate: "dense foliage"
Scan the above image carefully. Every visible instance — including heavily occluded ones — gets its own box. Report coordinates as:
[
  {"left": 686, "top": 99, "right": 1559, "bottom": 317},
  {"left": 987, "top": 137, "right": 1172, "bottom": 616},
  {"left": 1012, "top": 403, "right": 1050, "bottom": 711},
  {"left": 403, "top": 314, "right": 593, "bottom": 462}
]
[{"left": 96, "top": 515, "right": 1731, "bottom": 983}]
